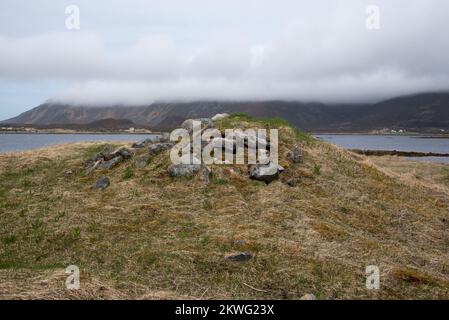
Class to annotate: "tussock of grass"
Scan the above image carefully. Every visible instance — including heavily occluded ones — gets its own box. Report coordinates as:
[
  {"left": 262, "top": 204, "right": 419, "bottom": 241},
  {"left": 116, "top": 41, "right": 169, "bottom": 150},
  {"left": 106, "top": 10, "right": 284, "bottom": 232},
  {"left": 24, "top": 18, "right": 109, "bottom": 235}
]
[{"left": 0, "top": 118, "right": 449, "bottom": 299}]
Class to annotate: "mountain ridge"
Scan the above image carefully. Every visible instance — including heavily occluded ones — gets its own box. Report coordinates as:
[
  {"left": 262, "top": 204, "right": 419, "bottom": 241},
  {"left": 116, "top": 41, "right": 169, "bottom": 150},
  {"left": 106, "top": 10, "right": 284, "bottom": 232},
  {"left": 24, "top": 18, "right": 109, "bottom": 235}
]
[{"left": 3, "top": 92, "right": 449, "bottom": 132}]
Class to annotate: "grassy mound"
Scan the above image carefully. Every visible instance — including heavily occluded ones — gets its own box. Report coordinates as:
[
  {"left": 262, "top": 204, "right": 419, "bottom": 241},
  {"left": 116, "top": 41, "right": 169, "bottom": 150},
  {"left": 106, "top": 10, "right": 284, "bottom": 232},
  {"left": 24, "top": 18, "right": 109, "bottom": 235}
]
[{"left": 1, "top": 114, "right": 448, "bottom": 299}]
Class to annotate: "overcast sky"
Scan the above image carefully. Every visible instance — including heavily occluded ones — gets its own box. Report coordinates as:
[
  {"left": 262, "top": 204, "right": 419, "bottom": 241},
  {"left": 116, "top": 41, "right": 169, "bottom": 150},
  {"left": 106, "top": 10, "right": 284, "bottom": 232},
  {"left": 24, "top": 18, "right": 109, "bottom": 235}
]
[{"left": 1, "top": 0, "right": 449, "bottom": 120}]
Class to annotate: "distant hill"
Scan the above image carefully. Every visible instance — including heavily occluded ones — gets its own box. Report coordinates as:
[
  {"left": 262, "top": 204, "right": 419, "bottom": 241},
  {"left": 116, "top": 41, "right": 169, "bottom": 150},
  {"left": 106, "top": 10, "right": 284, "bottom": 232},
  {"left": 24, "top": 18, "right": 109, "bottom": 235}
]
[{"left": 3, "top": 92, "right": 449, "bottom": 132}]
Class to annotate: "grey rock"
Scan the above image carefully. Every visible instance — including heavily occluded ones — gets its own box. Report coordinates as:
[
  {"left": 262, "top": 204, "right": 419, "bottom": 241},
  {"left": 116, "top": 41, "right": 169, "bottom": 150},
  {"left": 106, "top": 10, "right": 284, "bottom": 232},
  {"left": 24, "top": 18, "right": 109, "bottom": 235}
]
[
  {"left": 168, "top": 164, "right": 202, "bottom": 177},
  {"left": 99, "top": 144, "right": 116, "bottom": 161},
  {"left": 135, "top": 155, "right": 151, "bottom": 168},
  {"left": 248, "top": 161, "right": 284, "bottom": 183},
  {"left": 287, "top": 147, "right": 303, "bottom": 163},
  {"left": 132, "top": 134, "right": 170, "bottom": 148},
  {"left": 181, "top": 118, "right": 214, "bottom": 133},
  {"left": 148, "top": 142, "right": 174, "bottom": 155},
  {"left": 211, "top": 113, "right": 230, "bottom": 121},
  {"left": 85, "top": 146, "right": 109, "bottom": 165},
  {"left": 226, "top": 252, "right": 252, "bottom": 262},
  {"left": 132, "top": 138, "right": 152, "bottom": 148},
  {"left": 112, "top": 147, "right": 133, "bottom": 159},
  {"left": 98, "top": 155, "right": 123, "bottom": 170},
  {"left": 92, "top": 176, "right": 110, "bottom": 190},
  {"left": 300, "top": 293, "right": 317, "bottom": 300},
  {"left": 85, "top": 144, "right": 130, "bottom": 167}
]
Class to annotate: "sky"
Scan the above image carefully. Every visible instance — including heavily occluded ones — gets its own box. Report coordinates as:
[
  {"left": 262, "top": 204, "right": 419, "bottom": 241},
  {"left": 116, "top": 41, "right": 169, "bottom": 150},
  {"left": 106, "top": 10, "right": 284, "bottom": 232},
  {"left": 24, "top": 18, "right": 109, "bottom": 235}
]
[{"left": 0, "top": 0, "right": 449, "bottom": 120}]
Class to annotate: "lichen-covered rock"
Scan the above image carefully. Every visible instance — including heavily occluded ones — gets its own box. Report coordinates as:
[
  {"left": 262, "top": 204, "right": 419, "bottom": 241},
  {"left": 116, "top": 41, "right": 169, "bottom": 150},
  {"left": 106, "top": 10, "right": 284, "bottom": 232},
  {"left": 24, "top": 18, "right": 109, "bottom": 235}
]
[
  {"left": 91, "top": 176, "right": 110, "bottom": 190},
  {"left": 148, "top": 142, "right": 174, "bottom": 155},
  {"left": 248, "top": 161, "right": 284, "bottom": 183},
  {"left": 287, "top": 147, "right": 303, "bottom": 163},
  {"left": 168, "top": 164, "right": 202, "bottom": 177}
]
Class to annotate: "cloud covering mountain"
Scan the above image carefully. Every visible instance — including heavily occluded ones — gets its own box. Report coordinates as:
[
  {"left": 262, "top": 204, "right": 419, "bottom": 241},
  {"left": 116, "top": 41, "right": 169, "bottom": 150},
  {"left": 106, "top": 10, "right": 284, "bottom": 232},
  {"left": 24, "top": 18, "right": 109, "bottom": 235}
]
[{"left": 0, "top": 0, "right": 449, "bottom": 115}]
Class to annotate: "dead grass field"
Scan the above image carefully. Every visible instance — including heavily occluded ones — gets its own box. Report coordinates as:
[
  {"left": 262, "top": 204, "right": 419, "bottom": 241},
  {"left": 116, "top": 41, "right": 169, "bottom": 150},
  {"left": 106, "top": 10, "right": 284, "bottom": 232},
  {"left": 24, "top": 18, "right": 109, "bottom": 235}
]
[{"left": 1, "top": 115, "right": 448, "bottom": 299}]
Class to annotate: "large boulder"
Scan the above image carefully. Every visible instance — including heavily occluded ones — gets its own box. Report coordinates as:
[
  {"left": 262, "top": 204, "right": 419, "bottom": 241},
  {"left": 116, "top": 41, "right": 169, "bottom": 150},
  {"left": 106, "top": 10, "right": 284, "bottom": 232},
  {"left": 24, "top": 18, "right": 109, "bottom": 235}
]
[
  {"left": 248, "top": 161, "right": 284, "bottom": 183},
  {"left": 168, "top": 164, "right": 202, "bottom": 177},
  {"left": 91, "top": 176, "right": 110, "bottom": 190}
]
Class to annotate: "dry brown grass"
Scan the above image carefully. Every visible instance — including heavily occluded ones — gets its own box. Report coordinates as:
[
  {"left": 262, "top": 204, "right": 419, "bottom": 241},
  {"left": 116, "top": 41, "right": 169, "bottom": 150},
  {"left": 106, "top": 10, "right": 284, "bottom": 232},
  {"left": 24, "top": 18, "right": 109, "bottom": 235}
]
[
  {"left": 1, "top": 116, "right": 448, "bottom": 299},
  {"left": 367, "top": 156, "right": 449, "bottom": 197}
]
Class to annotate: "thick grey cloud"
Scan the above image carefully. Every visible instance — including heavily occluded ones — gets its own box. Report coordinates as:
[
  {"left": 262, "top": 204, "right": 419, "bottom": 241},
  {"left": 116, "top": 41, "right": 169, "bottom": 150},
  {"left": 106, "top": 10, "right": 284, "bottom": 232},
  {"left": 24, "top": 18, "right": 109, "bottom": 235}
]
[{"left": 0, "top": 0, "right": 449, "bottom": 106}]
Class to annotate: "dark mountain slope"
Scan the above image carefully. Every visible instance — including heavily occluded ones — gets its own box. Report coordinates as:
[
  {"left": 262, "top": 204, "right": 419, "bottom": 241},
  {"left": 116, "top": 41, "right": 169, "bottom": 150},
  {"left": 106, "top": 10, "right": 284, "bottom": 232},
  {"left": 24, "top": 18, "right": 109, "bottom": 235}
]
[
  {"left": 352, "top": 93, "right": 449, "bottom": 130},
  {"left": 3, "top": 92, "right": 449, "bottom": 132}
]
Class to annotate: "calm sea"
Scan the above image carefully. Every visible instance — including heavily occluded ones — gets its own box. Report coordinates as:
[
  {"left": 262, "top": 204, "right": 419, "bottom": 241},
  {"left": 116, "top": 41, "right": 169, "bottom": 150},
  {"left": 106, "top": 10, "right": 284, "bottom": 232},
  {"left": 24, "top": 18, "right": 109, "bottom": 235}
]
[
  {"left": 0, "top": 133, "right": 448, "bottom": 164},
  {"left": 0, "top": 133, "right": 153, "bottom": 153},
  {"left": 315, "top": 134, "right": 449, "bottom": 164}
]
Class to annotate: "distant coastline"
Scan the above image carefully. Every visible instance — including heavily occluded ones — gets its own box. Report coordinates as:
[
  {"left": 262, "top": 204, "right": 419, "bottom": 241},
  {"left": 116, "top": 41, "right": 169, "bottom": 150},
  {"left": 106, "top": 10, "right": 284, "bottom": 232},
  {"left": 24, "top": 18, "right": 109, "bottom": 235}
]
[
  {"left": 0, "top": 131, "right": 164, "bottom": 135},
  {"left": 315, "top": 132, "right": 449, "bottom": 138},
  {"left": 2, "top": 128, "right": 449, "bottom": 138}
]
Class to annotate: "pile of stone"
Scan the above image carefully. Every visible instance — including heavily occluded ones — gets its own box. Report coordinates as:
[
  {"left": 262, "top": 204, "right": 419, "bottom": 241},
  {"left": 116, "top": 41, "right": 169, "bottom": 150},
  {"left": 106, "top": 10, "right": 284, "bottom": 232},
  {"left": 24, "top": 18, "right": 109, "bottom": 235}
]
[
  {"left": 85, "top": 145, "right": 134, "bottom": 175},
  {"left": 165, "top": 113, "right": 296, "bottom": 184},
  {"left": 86, "top": 112, "right": 303, "bottom": 188},
  {"left": 131, "top": 133, "right": 170, "bottom": 148}
]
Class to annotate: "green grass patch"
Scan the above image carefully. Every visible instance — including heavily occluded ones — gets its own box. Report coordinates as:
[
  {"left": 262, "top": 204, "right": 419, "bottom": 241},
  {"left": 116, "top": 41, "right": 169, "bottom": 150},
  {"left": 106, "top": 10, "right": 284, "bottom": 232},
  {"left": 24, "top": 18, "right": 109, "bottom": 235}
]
[{"left": 123, "top": 166, "right": 134, "bottom": 179}]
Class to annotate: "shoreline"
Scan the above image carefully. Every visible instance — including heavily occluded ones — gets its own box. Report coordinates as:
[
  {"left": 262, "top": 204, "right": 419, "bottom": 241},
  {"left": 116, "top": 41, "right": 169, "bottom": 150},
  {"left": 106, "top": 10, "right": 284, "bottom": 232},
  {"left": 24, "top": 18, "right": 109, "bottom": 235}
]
[
  {"left": 1, "top": 131, "right": 448, "bottom": 138},
  {"left": 0, "top": 131, "right": 164, "bottom": 135},
  {"left": 313, "top": 132, "right": 449, "bottom": 138},
  {"left": 350, "top": 149, "right": 449, "bottom": 158}
]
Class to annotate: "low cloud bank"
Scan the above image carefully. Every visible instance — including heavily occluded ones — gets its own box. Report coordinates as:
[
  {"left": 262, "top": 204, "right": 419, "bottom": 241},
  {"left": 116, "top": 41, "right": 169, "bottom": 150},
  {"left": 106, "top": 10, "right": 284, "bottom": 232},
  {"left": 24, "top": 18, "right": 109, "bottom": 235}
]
[{"left": 0, "top": 0, "right": 448, "bottom": 104}]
